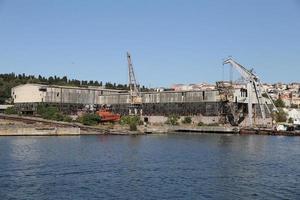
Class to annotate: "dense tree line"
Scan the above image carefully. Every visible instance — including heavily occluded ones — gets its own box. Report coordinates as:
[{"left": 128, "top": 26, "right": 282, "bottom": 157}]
[{"left": 0, "top": 73, "right": 150, "bottom": 104}]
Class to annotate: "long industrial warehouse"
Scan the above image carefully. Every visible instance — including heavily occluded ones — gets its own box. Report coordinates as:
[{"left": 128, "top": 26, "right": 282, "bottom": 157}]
[
  {"left": 11, "top": 83, "right": 273, "bottom": 126},
  {"left": 12, "top": 84, "right": 122, "bottom": 113}
]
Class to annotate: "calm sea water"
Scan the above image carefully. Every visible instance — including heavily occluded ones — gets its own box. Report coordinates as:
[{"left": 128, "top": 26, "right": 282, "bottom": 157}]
[{"left": 0, "top": 134, "right": 299, "bottom": 200}]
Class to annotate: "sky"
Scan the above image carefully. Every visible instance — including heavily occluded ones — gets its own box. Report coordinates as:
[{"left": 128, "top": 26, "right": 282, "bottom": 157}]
[{"left": 0, "top": 0, "right": 299, "bottom": 87}]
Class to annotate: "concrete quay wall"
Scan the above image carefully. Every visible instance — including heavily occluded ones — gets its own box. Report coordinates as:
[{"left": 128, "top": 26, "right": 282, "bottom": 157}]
[
  {"left": 0, "top": 127, "right": 80, "bottom": 136},
  {"left": 144, "top": 115, "right": 220, "bottom": 125}
]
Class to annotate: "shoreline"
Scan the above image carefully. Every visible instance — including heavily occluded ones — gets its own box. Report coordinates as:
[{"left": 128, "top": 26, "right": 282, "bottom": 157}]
[{"left": 1, "top": 114, "right": 300, "bottom": 136}]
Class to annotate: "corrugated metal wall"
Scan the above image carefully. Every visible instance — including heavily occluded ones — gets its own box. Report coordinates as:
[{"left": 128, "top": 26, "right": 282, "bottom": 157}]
[
  {"left": 110, "top": 102, "right": 221, "bottom": 116},
  {"left": 43, "top": 87, "right": 115, "bottom": 104},
  {"left": 99, "top": 90, "right": 219, "bottom": 105}
]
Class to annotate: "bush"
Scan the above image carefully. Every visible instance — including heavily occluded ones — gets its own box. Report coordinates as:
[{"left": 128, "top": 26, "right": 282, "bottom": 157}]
[
  {"left": 165, "top": 115, "right": 179, "bottom": 125},
  {"left": 120, "top": 116, "right": 141, "bottom": 131},
  {"left": 56, "top": 113, "right": 65, "bottom": 121},
  {"left": 79, "top": 113, "right": 101, "bottom": 126},
  {"left": 182, "top": 116, "right": 192, "bottom": 124},
  {"left": 197, "top": 122, "right": 205, "bottom": 126},
  {"left": 120, "top": 116, "right": 141, "bottom": 125},
  {"left": 288, "top": 117, "right": 293, "bottom": 124},
  {"left": 4, "top": 106, "right": 18, "bottom": 115},
  {"left": 262, "top": 93, "right": 269, "bottom": 98},
  {"left": 129, "top": 121, "right": 137, "bottom": 131},
  {"left": 63, "top": 115, "right": 73, "bottom": 122},
  {"left": 36, "top": 105, "right": 73, "bottom": 122},
  {"left": 37, "top": 105, "right": 61, "bottom": 120},
  {"left": 274, "top": 108, "right": 288, "bottom": 122}
]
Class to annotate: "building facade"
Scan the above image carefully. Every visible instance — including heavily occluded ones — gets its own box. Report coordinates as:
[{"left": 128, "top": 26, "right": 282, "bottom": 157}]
[
  {"left": 12, "top": 84, "right": 123, "bottom": 114},
  {"left": 12, "top": 83, "right": 274, "bottom": 126}
]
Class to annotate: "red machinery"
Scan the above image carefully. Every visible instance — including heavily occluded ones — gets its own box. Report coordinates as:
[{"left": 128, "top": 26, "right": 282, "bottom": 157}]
[{"left": 96, "top": 108, "right": 120, "bottom": 122}]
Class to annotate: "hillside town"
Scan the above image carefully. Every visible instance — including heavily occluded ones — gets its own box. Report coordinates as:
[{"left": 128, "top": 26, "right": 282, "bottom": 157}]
[{"left": 170, "top": 82, "right": 300, "bottom": 108}]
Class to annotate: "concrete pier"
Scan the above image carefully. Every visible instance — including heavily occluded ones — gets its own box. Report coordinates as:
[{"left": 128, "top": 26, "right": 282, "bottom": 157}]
[{"left": 0, "top": 127, "right": 80, "bottom": 136}]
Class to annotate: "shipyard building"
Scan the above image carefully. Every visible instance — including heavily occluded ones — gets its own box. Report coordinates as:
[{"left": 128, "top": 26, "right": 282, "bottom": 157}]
[
  {"left": 12, "top": 84, "right": 122, "bottom": 114},
  {"left": 99, "top": 86, "right": 273, "bottom": 126},
  {"left": 12, "top": 83, "right": 273, "bottom": 126}
]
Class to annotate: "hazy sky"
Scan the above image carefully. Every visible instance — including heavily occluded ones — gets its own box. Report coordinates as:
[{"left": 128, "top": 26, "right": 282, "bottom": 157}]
[{"left": 0, "top": 0, "right": 299, "bottom": 87}]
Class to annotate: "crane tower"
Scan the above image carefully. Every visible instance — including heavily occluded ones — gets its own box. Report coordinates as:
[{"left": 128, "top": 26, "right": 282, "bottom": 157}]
[
  {"left": 127, "top": 52, "right": 142, "bottom": 115},
  {"left": 223, "top": 57, "right": 277, "bottom": 127}
]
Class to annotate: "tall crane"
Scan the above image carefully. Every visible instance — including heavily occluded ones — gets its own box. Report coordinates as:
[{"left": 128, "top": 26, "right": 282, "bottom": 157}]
[
  {"left": 127, "top": 52, "right": 142, "bottom": 115},
  {"left": 223, "top": 57, "right": 277, "bottom": 127}
]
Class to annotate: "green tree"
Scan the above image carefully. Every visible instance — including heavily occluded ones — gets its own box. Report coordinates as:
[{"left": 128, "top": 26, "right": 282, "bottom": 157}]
[
  {"left": 274, "top": 108, "right": 288, "bottom": 122},
  {"left": 274, "top": 98, "right": 285, "bottom": 108}
]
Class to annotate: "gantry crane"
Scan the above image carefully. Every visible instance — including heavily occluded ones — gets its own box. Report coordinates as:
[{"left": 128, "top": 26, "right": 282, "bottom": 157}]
[
  {"left": 127, "top": 52, "right": 142, "bottom": 115},
  {"left": 223, "top": 57, "right": 277, "bottom": 127}
]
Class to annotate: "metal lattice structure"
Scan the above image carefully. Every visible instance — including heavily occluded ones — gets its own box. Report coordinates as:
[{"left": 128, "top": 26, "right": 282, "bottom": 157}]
[
  {"left": 216, "top": 81, "right": 246, "bottom": 126},
  {"left": 127, "top": 52, "right": 142, "bottom": 115},
  {"left": 223, "top": 57, "right": 277, "bottom": 126}
]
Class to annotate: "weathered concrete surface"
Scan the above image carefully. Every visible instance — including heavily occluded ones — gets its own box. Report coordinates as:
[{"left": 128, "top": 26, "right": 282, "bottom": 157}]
[
  {"left": 239, "top": 117, "right": 273, "bottom": 127},
  {"left": 240, "top": 128, "right": 300, "bottom": 136},
  {"left": 170, "top": 126, "right": 240, "bottom": 134},
  {"left": 0, "top": 127, "right": 80, "bottom": 136},
  {"left": 142, "top": 126, "right": 170, "bottom": 134},
  {"left": 190, "top": 116, "right": 219, "bottom": 125},
  {"left": 145, "top": 116, "right": 168, "bottom": 124},
  {"left": 0, "top": 114, "right": 108, "bottom": 134},
  {"left": 144, "top": 115, "right": 222, "bottom": 125}
]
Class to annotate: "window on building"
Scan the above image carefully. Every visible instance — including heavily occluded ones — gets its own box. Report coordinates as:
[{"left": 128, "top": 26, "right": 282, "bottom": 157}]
[{"left": 39, "top": 88, "right": 47, "bottom": 92}]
